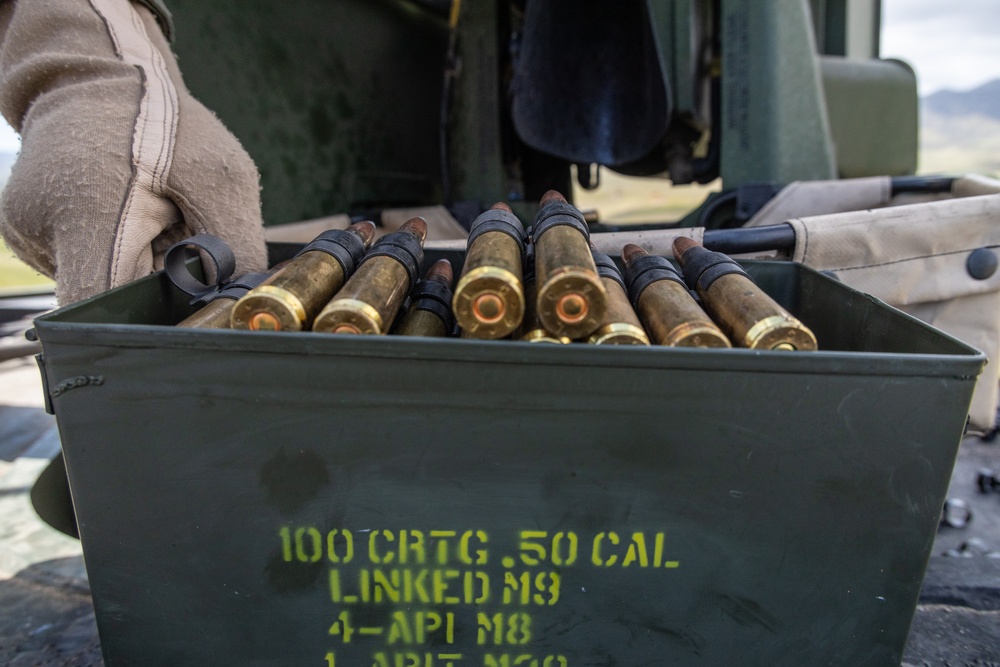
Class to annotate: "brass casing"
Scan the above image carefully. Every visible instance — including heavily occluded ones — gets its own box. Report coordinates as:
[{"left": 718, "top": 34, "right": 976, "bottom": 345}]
[
  {"left": 518, "top": 268, "right": 568, "bottom": 344},
  {"left": 636, "top": 278, "right": 731, "bottom": 348},
  {"left": 395, "top": 305, "right": 449, "bottom": 338},
  {"left": 231, "top": 251, "right": 346, "bottom": 331},
  {"left": 177, "top": 299, "right": 236, "bottom": 329},
  {"left": 312, "top": 256, "right": 411, "bottom": 335},
  {"left": 535, "top": 225, "right": 607, "bottom": 339},
  {"left": 588, "top": 278, "right": 650, "bottom": 346},
  {"left": 521, "top": 329, "right": 571, "bottom": 344},
  {"left": 453, "top": 232, "right": 524, "bottom": 339},
  {"left": 700, "top": 273, "right": 818, "bottom": 350}
]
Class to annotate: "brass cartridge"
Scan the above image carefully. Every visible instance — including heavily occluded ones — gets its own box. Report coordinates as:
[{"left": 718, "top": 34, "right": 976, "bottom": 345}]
[
  {"left": 453, "top": 203, "right": 526, "bottom": 339},
  {"left": 532, "top": 190, "right": 607, "bottom": 339},
  {"left": 518, "top": 243, "right": 570, "bottom": 344},
  {"left": 231, "top": 221, "right": 376, "bottom": 331},
  {"left": 312, "top": 218, "right": 428, "bottom": 335},
  {"left": 588, "top": 249, "right": 650, "bottom": 346},
  {"left": 672, "top": 237, "right": 817, "bottom": 351},
  {"left": 163, "top": 234, "right": 273, "bottom": 329},
  {"left": 621, "top": 244, "right": 730, "bottom": 348},
  {"left": 178, "top": 299, "right": 239, "bottom": 329},
  {"left": 394, "top": 259, "right": 455, "bottom": 338},
  {"left": 177, "top": 268, "right": 269, "bottom": 329}
]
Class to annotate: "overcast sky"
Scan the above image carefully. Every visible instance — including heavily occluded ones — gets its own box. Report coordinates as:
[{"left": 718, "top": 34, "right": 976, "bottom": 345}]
[
  {"left": 881, "top": 0, "right": 1000, "bottom": 96},
  {"left": 0, "top": 3, "right": 996, "bottom": 154}
]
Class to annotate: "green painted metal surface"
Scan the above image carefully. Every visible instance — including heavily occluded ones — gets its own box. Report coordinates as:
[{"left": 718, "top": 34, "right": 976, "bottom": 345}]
[
  {"left": 168, "top": 0, "right": 448, "bottom": 225},
  {"left": 720, "top": 0, "right": 838, "bottom": 187},
  {"left": 446, "top": 0, "right": 510, "bottom": 206},
  {"left": 821, "top": 57, "right": 919, "bottom": 178},
  {"left": 162, "top": 1, "right": 907, "bottom": 215},
  {"left": 33, "top": 257, "right": 983, "bottom": 666}
]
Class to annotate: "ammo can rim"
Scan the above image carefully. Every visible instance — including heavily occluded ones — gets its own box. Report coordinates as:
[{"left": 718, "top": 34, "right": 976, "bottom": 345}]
[{"left": 33, "top": 259, "right": 986, "bottom": 383}]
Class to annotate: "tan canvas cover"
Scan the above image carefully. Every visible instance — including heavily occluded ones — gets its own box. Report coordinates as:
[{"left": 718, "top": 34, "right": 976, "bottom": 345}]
[
  {"left": 746, "top": 176, "right": 893, "bottom": 228},
  {"left": 785, "top": 184, "right": 1000, "bottom": 432}
]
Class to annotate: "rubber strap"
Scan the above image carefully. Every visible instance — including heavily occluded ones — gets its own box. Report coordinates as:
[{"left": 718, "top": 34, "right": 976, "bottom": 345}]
[
  {"left": 523, "top": 244, "right": 537, "bottom": 283},
  {"left": 591, "top": 250, "right": 626, "bottom": 291},
  {"left": 295, "top": 228, "right": 367, "bottom": 277},
  {"left": 467, "top": 209, "right": 526, "bottom": 251},
  {"left": 361, "top": 229, "right": 425, "bottom": 286},
  {"left": 625, "top": 254, "right": 686, "bottom": 304},
  {"left": 410, "top": 279, "right": 454, "bottom": 326},
  {"left": 191, "top": 271, "right": 270, "bottom": 306},
  {"left": 531, "top": 200, "right": 590, "bottom": 241},
  {"left": 680, "top": 248, "right": 749, "bottom": 292},
  {"left": 164, "top": 234, "right": 237, "bottom": 301}
]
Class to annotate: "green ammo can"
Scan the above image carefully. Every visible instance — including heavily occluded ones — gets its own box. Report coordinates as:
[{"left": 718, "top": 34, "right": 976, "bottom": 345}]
[{"left": 31, "top": 251, "right": 985, "bottom": 666}]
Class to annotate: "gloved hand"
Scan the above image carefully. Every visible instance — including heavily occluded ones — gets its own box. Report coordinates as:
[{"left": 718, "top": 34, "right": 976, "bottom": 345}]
[{"left": 0, "top": 0, "right": 267, "bottom": 304}]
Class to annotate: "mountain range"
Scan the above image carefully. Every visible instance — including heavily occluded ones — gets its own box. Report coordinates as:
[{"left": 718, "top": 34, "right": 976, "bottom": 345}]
[
  {"left": 923, "top": 79, "right": 1000, "bottom": 121},
  {"left": 920, "top": 78, "right": 1000, "bottom": 177}
]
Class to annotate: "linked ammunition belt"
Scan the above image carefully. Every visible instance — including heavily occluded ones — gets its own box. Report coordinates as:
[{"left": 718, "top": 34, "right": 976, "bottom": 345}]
[
  {"left": 623, "top": 254, "right": 685, "bottom": 303},
  {"left": 466, "top": 208, "right": 526, "bottom": 251},
  {"left": 408, "top": 278, "right": 454, "bottom": 328},
  {"left": 590, "top": 251, "right": 626, "bottom": 291},
  {"left": 295, "top": 228, "right": 369, "bottom": 277},
  {"left": 679, "top": 246, "right": 748, "bottom": 293},
  {"left": 172, "top": 197, "right": 817, "bottom": 350},
  {"left": 362, "top": 229, "right": 425, "bottom": 286},
  {"left": 164, "top": 234, "right": 268, "bottom": 305}
]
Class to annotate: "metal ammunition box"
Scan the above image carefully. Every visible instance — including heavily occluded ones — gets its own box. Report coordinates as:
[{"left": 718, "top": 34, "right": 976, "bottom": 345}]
[{"left": 32, "top": 252, "right": 984, "bottom": 666}]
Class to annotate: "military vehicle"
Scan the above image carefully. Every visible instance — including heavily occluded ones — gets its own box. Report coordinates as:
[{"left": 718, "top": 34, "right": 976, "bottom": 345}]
[{"left": 3, "top": 1, "right": 999, "bottom": 665}]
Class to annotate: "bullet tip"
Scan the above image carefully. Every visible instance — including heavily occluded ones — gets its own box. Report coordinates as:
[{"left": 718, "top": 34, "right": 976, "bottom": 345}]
[
  {"left": 621, "top": 243, "right": 648, "bottom": 267},
  {"left": 540, "top": 190, "right": 567, "bottom": 206},
  {"left": 401, "top": 217, "right": 429, "bottom": 243},
  {"left": 672, "top": 236, "right": 700, "bottom": 263},
  {"left": 348, "top": 220, "right": 377, "bottom": 246},
  {"left": 426, "top": 258, "right": 453, "bottom": 286},
  {"left": 490, "top": 202, "right": 513, "bottom": 213}
]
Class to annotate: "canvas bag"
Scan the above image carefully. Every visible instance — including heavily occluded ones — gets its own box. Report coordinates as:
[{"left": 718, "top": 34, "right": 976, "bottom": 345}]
[{"left": 779, "top": 183, "right": 1000, "bottom": 433}]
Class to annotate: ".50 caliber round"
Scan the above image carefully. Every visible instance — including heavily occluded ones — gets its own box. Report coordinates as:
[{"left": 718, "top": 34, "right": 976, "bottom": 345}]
[
  {"left": 518, "top": 243, "right": 570, "bottom": 344},
  {"left": 312, "top": 218, "right": 428, "bottom": 335},
  {"left": 177, "top": 267, "right": 273, "bottom": 329},
  {"left": 672, "top": 237, "right": 817, "bottom": 351},
  {"left": 532, "top": 190, "right": 607, "bottom": 339},
  {"left": 589, "top": 248, "right": 649, "bottom": 345},
  {"left": 453, "top": 202, "right": 526, "bottom": 339},
  {"left": 230, "top": 221, "right": 376, "bottom": 331},
  {"left": 622, "top": 244, "right": 730, "bottom": 348},
  {"left": 394, "top": 259, "right": 455, "bottom": 338}
]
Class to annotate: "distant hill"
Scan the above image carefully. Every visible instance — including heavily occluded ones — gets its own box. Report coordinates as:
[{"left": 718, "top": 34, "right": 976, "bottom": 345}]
[
  {"left": 919, "top": 78, "right": 1000, "bottom": 177},
  {"left": 923, "top": 79, "right": 1000, "bottom": 121}
]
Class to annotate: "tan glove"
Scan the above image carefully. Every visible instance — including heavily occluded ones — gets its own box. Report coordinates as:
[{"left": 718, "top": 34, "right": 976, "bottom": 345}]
[{"left": 0, "top": 0, "right": 267, "bottom": 304}]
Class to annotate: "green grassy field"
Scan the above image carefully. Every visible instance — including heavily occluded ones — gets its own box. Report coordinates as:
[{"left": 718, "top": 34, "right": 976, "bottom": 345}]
[
  {"left": 573, "top": 168, "right": 718, "bottom": 225},
  {"left": 919, "top": 112, "right": 1000, "bottom": 178},
  {"left": 0, "top": 237, "right": 52, "bottom": 292}
]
